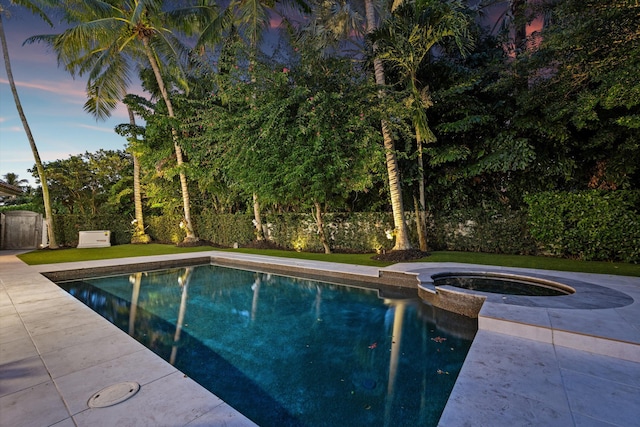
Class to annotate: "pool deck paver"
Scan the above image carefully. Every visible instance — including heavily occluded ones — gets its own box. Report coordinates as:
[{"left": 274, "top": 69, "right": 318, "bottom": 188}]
[{"left": 1, "top": 249, "right": 639, "bottom": 426}]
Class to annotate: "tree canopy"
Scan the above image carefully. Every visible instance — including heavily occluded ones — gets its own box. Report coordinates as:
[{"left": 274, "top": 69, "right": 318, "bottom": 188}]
[{"left": 7, "top": 0, "right": 637, "bottom": 253}]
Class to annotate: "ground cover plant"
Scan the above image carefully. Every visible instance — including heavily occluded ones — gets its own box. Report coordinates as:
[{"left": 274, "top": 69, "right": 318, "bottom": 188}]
[{"left": 17, "top": 245, "right": 640, "bottom": 277}]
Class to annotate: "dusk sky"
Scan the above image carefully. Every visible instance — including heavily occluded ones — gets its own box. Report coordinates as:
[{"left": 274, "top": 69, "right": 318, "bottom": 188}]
[{"left": 0, "top": 8, "right": 134, "bottom": 187}]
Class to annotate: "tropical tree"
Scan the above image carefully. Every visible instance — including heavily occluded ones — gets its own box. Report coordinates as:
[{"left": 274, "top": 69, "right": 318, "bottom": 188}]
[
  {"left": 2, "top": 172, "right": 28, "bottom": 189},
  {"left": 0, "top": 172, "right": 29, "bottom": 206},
  {"left": 0, "top": 0, "right": 58, "bottom": 248},
  {"left": 182, "top": 48, "right": 384, "bottom": 252},
  {"left": 36, "top": 150, "right": 132, "bottom": 216},
  {"left": 27, "top": 0, "right": 204, "bottom": 243},
  {"left": 519, "top": 0, "right": 640, "bottom": 189},
  {"left": 362, "top": 0, "right": 413, "bottom": 250},
  {"left": 290, "top": 0, "right": 413, "bottom": 250},
  {"left": 115, "top": 97, "right": 151, "bottom": 243},
  {"left": 481, "top": 0, "right": 528, "bottom": 54},
  {"left": 373, "top": 0, "right": 473, "bottom": 250},
  {"left": 191, "top": 0, "right": 310, "bottom": 241}
]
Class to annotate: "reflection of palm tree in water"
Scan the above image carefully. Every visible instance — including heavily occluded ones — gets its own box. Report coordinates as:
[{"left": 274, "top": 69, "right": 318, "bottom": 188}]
[
  {"left": 384, "top": 299, "right": 407, "bottom": 427},
  {"left": 170, "top": 267, "right": 194, "bottom": 365},
  {"left": 251, "top": 274, "right": 262, "bottom": 321},
  {"left": 128, "top": 272, "right": 143, "bottom": 336}
]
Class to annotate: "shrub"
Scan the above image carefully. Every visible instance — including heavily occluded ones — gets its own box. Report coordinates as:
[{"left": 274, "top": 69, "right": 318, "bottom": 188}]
[
  {"left": 195, "top": 210, "right": 254, "bottom": 247},
  {"left": 146, "top": 215, "right": 186, "bottom": 244},
  {"left": 428, "top": 208, "right": 537, "bottom": 255},
  {"left": 524, "top": 190, "right": 640, "bottom": 263}
]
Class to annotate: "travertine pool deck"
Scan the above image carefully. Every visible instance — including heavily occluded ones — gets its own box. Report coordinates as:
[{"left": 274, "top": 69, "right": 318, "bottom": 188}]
[{"left": 1, "top": 250, "right": 639, "bottom": 426}]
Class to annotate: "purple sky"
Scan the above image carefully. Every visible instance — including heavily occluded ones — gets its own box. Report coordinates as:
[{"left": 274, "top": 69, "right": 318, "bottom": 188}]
[{"left": 0, "top": 8, "right": 134, "bottom": 187}]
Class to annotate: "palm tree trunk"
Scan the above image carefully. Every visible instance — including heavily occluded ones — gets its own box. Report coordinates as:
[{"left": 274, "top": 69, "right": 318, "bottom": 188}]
[
  {"left": 365, "top": 0, "right": 412, "bottom": 251},
  {"left": 142, "top": 38, "right": 197, "bottom": 243},
  {"left": 127, "top": 107, "right": 150, "bottom": 243},
  {"left": 415, "top": 129, "right": 428, "bottom": 251},
  {"left": 0, "top": 15, "right": 58, "bottom": 249}
]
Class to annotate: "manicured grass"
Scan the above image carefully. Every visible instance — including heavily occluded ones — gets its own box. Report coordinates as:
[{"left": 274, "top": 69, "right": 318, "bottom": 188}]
[
  {"left": 17, "top": 244, "right": 215, "bottom": 265},
  {"left": 425, "top": 251, "right": 640, "bottom": 277},
  {"left": 16, "top": 244, "right": 640, "bottom": 277}
]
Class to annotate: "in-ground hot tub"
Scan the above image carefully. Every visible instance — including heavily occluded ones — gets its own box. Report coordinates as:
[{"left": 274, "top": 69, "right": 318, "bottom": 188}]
[
  {"left": 432, "top": 272, "right": 575, "bottom": 297},
  {"left": 417, "top": 268, "right": 633, "bottom": 318},
  {"left": 417, "top": 270, "right": 589, "bottom": 317}
]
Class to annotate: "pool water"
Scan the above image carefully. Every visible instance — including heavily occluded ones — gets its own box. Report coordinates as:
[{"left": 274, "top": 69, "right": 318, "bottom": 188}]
[{"left": 58, "top": 264, "right": 476, "bottom": 426}]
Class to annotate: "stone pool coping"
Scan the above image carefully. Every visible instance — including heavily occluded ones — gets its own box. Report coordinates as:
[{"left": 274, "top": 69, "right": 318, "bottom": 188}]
[{"left": 1, "top": 250, "right": 639, "bottom": 426}]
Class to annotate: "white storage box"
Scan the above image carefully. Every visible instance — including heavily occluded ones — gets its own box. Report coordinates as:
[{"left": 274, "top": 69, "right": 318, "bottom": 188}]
[{"left": 78, "top": 230, "right": 111, "bottom": 248}]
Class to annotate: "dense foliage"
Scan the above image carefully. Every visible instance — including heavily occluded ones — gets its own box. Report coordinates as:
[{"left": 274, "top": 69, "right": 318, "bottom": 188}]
[
  {"left": 5, "top": 0, "right": 638, "bottom": 261},
  {"left": 28, "top": 150, "right": 132, "bottom": 216},
  {"left": 525, "top": 191, "right": 640, "bottom": 263}
]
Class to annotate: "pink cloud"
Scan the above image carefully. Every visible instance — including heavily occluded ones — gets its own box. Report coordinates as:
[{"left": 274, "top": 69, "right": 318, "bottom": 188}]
[{"left": 0, "top": 77, "right": 86, "bottom": 98}]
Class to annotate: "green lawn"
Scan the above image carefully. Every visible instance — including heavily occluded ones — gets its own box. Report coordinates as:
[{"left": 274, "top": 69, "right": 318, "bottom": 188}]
[{"left": 16, "top": 244, "right": 640, "bottom": 277}]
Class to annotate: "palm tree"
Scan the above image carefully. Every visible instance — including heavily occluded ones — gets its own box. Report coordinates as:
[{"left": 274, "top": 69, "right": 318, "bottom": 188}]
[
  {"left": 120, "top": 102, "right": 151, "bottom": 243},
  {"left": 481, "top": 0, "right": 542, "bottom": 55},
  {"left": 363, "top": 0, "right": 413, "bottom": 250},
  {"left": 373, "top": 0, "right": 472, "bottom": 250},
  {"left": 300, "top": 0, "right": 412, "bottom": 250},
  {"left": 2, "top": 172, "right": 28, "bottom": 189},
  {"left": 27, "top": 0, "right": 201, "bottom": 243},
  {"left": 0, "top": 0, "right": 58, "bottom": 248}
]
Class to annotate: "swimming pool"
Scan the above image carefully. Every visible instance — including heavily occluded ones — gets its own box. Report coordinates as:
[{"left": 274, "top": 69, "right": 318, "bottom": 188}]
[{"left": 57, "top": 264, "right": 476, "bottom": 426}]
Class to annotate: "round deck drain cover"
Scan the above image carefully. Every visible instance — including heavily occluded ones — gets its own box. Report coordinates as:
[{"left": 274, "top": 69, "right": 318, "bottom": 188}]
[{"left": 88, "top": 382, "right": 140, "bottom": 408}]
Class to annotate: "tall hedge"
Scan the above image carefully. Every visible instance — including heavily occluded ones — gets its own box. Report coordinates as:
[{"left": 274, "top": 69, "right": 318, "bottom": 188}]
[
  {"left": 428, "top": 208, "right": 537, "bottom": 255},
  {"left": 46, "top": 195, "right": 639, "bottom": 264},
  {"left": 145, "top": 214, "right": 186, "bottom": 244},
  {"left": 263, "top": 212, "right": 396, "bottom": 253},
  {"left": 195, "top": 210, "right": 254, "bottom": 247},
  {"left": 524, "top": 191, "right": 640, "bottom": 263},
  {"left": 51, "top": 214, "right": 130, "bottom": 246}
]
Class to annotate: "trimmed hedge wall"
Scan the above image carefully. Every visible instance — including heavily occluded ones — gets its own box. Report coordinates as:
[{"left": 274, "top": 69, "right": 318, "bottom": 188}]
[
  {"left": 145, "top": 215, "right": 186, "bottom": 244},
  {"left": 195, "top": 210, "right": 255, "bottom": 247},
  {"left": 263, "top": 212, "right": 396, "bottom": 252},
  {"left": 45, "top": 190, "right": 638, "bottom": 263},
  {"left": 51, "top": 214, "right": 131, "bottom": 246},
  {"left": 428, "top": 209, "right": 538, "bottom": 255},
  {"left": 525, "top": 190, "right": 640, "bottom": 263}
]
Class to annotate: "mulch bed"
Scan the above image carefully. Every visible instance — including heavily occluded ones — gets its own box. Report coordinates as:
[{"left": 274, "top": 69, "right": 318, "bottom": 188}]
[{"left": 371, "top": 249, "right": 430, "bottom": 262}]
